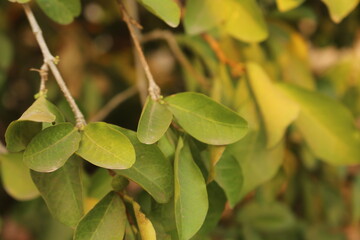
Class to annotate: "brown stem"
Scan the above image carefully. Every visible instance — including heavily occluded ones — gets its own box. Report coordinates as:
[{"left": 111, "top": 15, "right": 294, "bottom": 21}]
[
  {"left": 22, "top": 4, "right": 86, "bottom": 129},
  {"left": 118, "top": 2, "right": 161, "bottom": 101}
]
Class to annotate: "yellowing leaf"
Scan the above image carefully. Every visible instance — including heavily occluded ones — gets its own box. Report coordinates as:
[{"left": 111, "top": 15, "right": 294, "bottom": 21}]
[
  {"left": 276, "top": 0, "right": 305, "bottom": 12},
  {"left": 133, "top": 201, "right": 156, "bottom": 240},
  {"left": 321, "top": 0, "right": 359, "bottom": 23},
  {"left": 184, "top": 0, "right": 232, "bottom": 34},
  {"left": 246, "top": 62, "right": 299, "bottom": 148},
  {"left": 225, "top": 0, "right": 268, "bottom": 42},
  {"left": 277, "top": 83, "right": 360, "bottom": 165}
]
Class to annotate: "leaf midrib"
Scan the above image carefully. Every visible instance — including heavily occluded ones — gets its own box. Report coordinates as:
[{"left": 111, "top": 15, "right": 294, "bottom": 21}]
[
  {"left": 25, "top": 127, "right": 76, "bottom": 159},
  {"left": 168, "top": 103, "right": 246, "bottom": 129}
]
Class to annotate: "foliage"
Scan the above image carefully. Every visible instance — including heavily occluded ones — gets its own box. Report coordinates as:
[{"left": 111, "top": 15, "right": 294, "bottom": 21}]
[{"left": 1, "top": 0, "right": 360, "bottom": 240}]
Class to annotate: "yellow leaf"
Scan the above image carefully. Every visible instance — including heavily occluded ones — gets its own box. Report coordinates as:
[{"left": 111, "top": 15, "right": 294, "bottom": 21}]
[
  {"left": 133, "top": 201, "right": 157, "bottom": 240},
  {"left": 246, "top": 62, "right": 300, "bottom": 148}
]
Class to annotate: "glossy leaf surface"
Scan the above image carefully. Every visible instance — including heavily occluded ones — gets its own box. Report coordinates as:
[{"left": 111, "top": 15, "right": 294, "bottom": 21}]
[
  {"left": 0, "top": 153, "right": 39, "bottom": 201},
  {"left": 165, "top": 92, "right": 248, "bottom": 145},
  {"left": 136, "top": 0, "right": 180, "bottom": 27},
  {"left": 277, "top": 83, "right": 360, "bottom": 165},
  {"left": 113, "top": 126, "right": 173, "bottom": 203},
  {"left": 246, "top": 62, "right": 299, "bottom": 148},
  {"left": 36, "top": 0, "right": 81, "bottom": 24},
  {"left": 174, "top": 138, "right": 208, "bottom": 240},
  {"left": 76, "top": 122, "right": 135, "bottom": 169},
  {"left": 137, "top": 97, "right": 173, "bottom": 144},
  {"left": 24, "top": 123, "right": 81, "bottom": 172},
  {"left": 74, "top": 192, "right": 126, "bottom": 240},
  {"left": 31, "top": 156, "right": 84, "bottom": 227}
]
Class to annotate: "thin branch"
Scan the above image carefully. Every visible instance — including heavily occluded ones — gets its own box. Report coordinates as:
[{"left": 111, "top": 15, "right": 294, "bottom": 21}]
[
  {"left": 22, "top": 4, "right": 86, "bottom": 129},
  {"left": 30, "top": 63, "right": 49, "bottom": 94},
  {"left": 142, "top": 30, "right": 210, "bottom": 90},
  {"left": 0, "top": 141, "right": 7, "bottom": 154},
  {"left": 125, "top": 0, "right": 147, "bottom": 105},
  {"left": 118, "top": 2, "right": 161, "bottom": 101},
  {"left": 89, "top": 86, "right": 138, "bottom": 122}
]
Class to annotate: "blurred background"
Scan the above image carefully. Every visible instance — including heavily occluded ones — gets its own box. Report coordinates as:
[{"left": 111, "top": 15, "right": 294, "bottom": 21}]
[{"left": 1, "top": 0, "right": 360, "bottom": 239}]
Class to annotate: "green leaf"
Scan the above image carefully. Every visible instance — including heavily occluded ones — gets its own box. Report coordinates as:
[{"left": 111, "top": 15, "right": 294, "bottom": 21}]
[
  {"left": 19, "top": 96, "right": 58, "bottom": 123},
  {"left": 215, "top": 155, "right": 243, "bottom": 208},
  {"left": 0, "top": 153, "right": 39, "bottom": 201},
  {"left": 174, "top": 137, "right": 208, "bottom": 240},
  {"left": 165, "top": 92, "right": 248, "bottom": 145},
  {"left": 221, "top": 131, "right": 284, "bottom": 199},
  {"left": 31, "top": 156, "right": 84, "bottom": 227},
  {"left": 184, "top": 0, "right": 232, "bottom": 35},
  {"left": 137, "top": 97, "right": 173, "bottom": 144},
  {"left": 35, "top": 0, "right": 81, "bottom": 25},
  {"left": 321, "top": 0, "right": 359, "bottom": 23},
  {"left": 76, "top": 122, "right": 135, "bottom": 169},
  {"left": 193, "top": 182, "right": 226, "bottom": 237},
  {"left": 133, "top": 201, "right": 157, "bottom": 240},
  {"left": 276, "top": 0, "right": 305, "bottom": 12},
  {"left": 246, "top": 62, "right": 299, "bottom": 148},
  {"left": 74, "top": 192, "right": 126, "bottom": 240},
  {"left": 24, "top": 123, "right": 81, "bottom": 172},
  {"left": 237, "top": 201, "right": 296, "bottom": 233},
  {"left": 5, "top": 121, "right": 42, "bottom": 152},
  {"left": 136, "top": 0, "right": 181, "bottom": 27},
  {"left": 112, "top": 126, "right": 173, "bottom": 203},
  {"left": 225, "top": 0, "right": 268, "bottom": 42},
  {"left": 277, "top": 83, "right": 360, "bottom": 165},
  {"left": 87, "top": 168, "right": 113, "bottom": 200}
]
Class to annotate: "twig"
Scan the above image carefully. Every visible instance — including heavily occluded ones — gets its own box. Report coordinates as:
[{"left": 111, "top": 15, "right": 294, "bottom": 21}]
[
  {"left": 118, "top": 2, "right": 161, "bottom": 101},
  {"left": 89, "top": 86, "right": 138, "bottom": 122},
  {"left": 30, "top": 63, "right": 49, "bottom": 94},
  {"left": 142, "top": 30, "right": 210, "bottom": 90},
  {"left": 202, "top": 33, "right": 245, "bottom": 77},
  {"left": 125, "top": 0, "right": 147, "bottom": 105},
  {"left": 22, "top": 4, "right": 86, "bottom": 129},
  {"left": 0, "top": 141, "right": 7, "bottom": 154}
]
